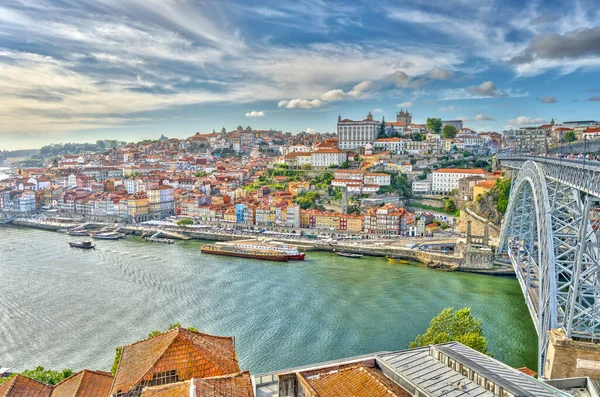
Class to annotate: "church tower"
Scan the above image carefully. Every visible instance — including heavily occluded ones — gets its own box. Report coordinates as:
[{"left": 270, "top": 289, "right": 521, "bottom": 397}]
[{"left": 396, "top": 109, "right": 412, "bottom": 125}]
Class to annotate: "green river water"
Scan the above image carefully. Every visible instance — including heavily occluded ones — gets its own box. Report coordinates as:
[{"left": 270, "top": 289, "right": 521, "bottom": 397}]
[{"left": 0, "top": 226, "right": 537, "bottom": 373}]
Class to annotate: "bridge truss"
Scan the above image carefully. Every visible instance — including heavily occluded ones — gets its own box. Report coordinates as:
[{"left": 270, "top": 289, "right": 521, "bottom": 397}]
[{"left": 499, "top": 159, "right": 600, "bottom": 377}]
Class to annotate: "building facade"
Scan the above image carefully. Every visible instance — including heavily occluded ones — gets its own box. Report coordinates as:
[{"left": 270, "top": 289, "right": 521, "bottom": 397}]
[{"left": 337, "top": 112, "right": 380, "bottom": 151}]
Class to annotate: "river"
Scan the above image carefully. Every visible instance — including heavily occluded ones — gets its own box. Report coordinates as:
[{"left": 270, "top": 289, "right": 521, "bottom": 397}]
[{"left": 0, "top": 226, "right": 538, "bottom": 373}]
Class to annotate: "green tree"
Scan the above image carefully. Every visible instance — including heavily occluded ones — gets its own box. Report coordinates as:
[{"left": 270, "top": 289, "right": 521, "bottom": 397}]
[
  {"left": 111, "top": 346, "right": 123, "bottom": 376},
  {"left": 22, "top": 367, "right": 72, "bottom": 385},
  {"left": 563, "top": 130, "right": 577, "bottom": 143},
  {"left": 410, "top": 307, "right": 489, "bottom": 354},
  {"left": 340, "top": 161, "right": 349, "bottom": 169},
  {"left": 442, "top": 125, "right": 457, "bottom": 139},
  {"left": 378, "top": 117, "right": 387, "bottom": 138},
  {"left": 177, "top": 218, "right": 194, "bottom": 227},
  {"left": 413, "top": 132, "right": 423, "bottom": 141},
  {"left": 493, "top": 177, "right": 511, "bottom": 214},
  {"left": 426, "top": 118, "right": 442, "bottom": 134},
  {"left": 444, "top": 199, "right": 457, "bottom": 213}
]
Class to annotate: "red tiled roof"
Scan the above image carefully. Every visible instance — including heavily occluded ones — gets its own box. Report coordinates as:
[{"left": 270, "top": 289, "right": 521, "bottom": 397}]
[
  {"left": 0, "top": 375, "right": 53, "bottom": 397},
  {"left": 51, "top": 370, "right": 113, "bottom": 397},
  {"left": 110, "top": 328, "right": 239, "bottom": 396},
  {"left": 140, "top": 371, "right": 253, "bottom": 397},
  {"left": 302, "top": 365, "right": 410, "bottom": 397}
]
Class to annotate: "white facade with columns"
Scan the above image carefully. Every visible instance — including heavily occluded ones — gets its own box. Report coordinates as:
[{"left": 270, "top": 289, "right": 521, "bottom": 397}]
[{"left": 337, "top": 112, "right": 380, "bottom": 151}]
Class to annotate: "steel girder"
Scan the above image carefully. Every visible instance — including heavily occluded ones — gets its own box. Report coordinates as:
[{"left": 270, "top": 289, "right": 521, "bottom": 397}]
[{"left": 499, "top": 160, "right": 600, "bottom": 377}]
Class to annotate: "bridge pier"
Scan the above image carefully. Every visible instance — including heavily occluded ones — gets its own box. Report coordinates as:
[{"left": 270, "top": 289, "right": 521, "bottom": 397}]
[{"left": 545, "top": 329, "right": 600, "bottom": 380}]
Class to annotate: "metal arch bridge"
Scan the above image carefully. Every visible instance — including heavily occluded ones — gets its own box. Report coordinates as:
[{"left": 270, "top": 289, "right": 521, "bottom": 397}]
[{"left": 498, "top": 155, "right": 600, "bottom": 377}]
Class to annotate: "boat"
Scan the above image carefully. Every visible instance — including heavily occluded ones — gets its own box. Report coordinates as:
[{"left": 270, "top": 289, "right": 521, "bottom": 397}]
[
  {"left": 222, "top": 241, "right": 305, "bottom": 260},
  {"left": 90, "top": 232, "right": 125, "bottom": 240},
  {"left": 67, "top": 230, "right": 89, "bottom": 236},
  {"left": 386, "top": 256, "right": 410, "bottom": 264},
  {"left": 201, "top": 244, "right": 288, "bottom": 261},
  {"left": 69, "top": 241, "right": 96, "bottom": 249},
  {"left": 333, "top": 250, "right": 363, "bottom": 258},
  {"left": 145, "top": 237, "right": 175, "bottom": 244}
]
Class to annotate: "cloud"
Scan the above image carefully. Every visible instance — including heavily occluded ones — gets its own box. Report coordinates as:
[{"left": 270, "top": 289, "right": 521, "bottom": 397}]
[
  {"left": 538, "top": 96, "right": 558, "bottom": 104},
  {"left": 319, "top": 80, "right": 375, "bottom": 102},
  {"left": 427, "top": 67, "right": 453, "bottom": 80},
  {"left": 245, "top": 111, "right": 265, "bottom": 117},
  {"left": 529, "top": 13, "right": 559, "bottom": 25},
  {"left": 511, "top": 27, "right": 600, "bottom": 64},
  {"left": 278, "top": 99, "right": 326, "bottom": 109},
  {"left": 396, "top": 101, "right": 413, "bottom": 108},
  {"left": 473, "top": 114, "right": 494, "bottom": 121},
  {"left": 439, "top": 105, "right": 458, "bottom": 112},
  {"left": 588, "top": 96, "right": 600, "bottom": 102},
  {"left": 386, "top": 70, "right": 427, "bottom": 89},
  {"left": 305, "top": 127, "right": 316, "bottom": 133},
  {"left": 372, "top": 108, "right": 383, "bottom": 113},
  {"left": 466, "top": 81, "right": 505, "bottom": 97},
  {"left": 507, "top": 116, "right": 546, "bottom": 126}
]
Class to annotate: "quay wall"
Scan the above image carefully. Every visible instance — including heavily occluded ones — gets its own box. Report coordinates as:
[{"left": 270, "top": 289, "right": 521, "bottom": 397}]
[{"left": 10, "top": 220, "right": 503, "bottom": 274}]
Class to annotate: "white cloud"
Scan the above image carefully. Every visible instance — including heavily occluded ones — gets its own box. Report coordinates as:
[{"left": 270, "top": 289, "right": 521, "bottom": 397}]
[
  {"left": 278, "top": 99, "right": 326, "bottom": 109},
  {"left": 372, "top": 108, "right": 383, "bottom": 113},
  {"left": 467, "top": 81, "right": 504, "bottom": 97},
  {"left": 474, "top": 114, "right": 494, "bottom": 121},
  {"left": 320, "top": 80, "right": 375, "bottom": 102},
  {"left": 305, "top": 127, "right": 316, "bottom": 133},
  {"left": 507, "top": 116, "right": 546, "bottom": 126},
  {"left": 396, "top": 101, "right": 413, "bottom": 108},
  {"left": 245, "top": 111, "right": 265, "bottom": 117}
]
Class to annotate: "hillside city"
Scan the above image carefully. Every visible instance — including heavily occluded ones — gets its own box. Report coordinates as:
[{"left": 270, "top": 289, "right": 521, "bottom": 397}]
[{"left": 3, "top": 111, "right": 594, "bottom": 238}]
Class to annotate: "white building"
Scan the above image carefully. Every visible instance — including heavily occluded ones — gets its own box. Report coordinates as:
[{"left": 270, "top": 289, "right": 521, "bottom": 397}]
[
  {"left": 432, "top": 168, "right": 485, "bottom": 194},
  {"left": 311, "top": 149, "right": 346, "bottom": 168},
  {"left": 286, "top": 204, "right": 301, "bottom": 228},
  {"left": 364, "top": 173, "right": 391, "bottom": 186},
  {"left": 412, "top": 180, "right": 432, "bottom": 195},
  {"left": 373, "top": 137, "right": 404, "bottom": 153},
  {"left": 337, "top": 112, "right": 379, "bottom": 150}
]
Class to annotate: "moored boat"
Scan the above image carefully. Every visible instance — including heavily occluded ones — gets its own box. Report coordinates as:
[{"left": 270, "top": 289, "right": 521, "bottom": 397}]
[
  {"left": 219, "top": 240, "right": 305, "bottom": 260},
  {"left": 67, "top": 230, "right": 89, "bottom": 236},
  {"left": 333, "top": 250, "right": 363, "bottom": 258},
  {"left": 69, "top": 241, "right": 96, "bottom": 249},
  {"left": 90, "top": 232, "right": 125, "bottom": 240},
  {"left": 201, "top": 244, "right": 288, "bottom": 261}
]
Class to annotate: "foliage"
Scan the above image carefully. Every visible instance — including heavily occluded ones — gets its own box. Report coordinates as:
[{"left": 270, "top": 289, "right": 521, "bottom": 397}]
[
  {"left": 378, "top": 173, "right": 412, "bottom": 197},
  {"left": 194, "top": 172, "right": 208, "bottom": 177},
  {"left": 378, "top": 117, "right": 387, "bottom": 138},
  {"left": 442, "top": 125, "right": 457, "bottom": 139},
  {"left": 310, "top": 172, "right": 334, "bottom": 189},
  {"left": 176, "top": 218, "right": 194, "bottom": 226},
  {"left": 0, "top": 367, "right": 74, "bottom": 386},
  {"left": 444, "top": 199, "right": 457, "bottom": 213},
  {"left": 493, "top": 177, "right": 511, "bottom": 214},
  {"left": 301, "top": 164, "right": 312, "bottom": 170},
  {"left": 426, "top": 118, "right": 442, "bottom": 134},
  {"left": 347, "top": 205, "right": 361, "bottom": 215},
  {"left": 409, "top": 307, "right": 489, "bottom": 354},
  {"left": 563, "top": 130, "right": 577, "bottom": 143},
  {"left": 294, "top": 191, "right": 320, "bottom": 209},
  {"left": 409, "top": 202, "right": 460, "bottom": 217},
  {"left": 39, "top": 142, "right": 107, "bottom": 157},
  {"left": 111, "top": 346, "right": 123, "bottom": 376},
  {"left": 341, "top": 161, "right": 349, "bottom": 169},
  {"left": 412, "top": 132, "right": 423, "bottom": 141}
]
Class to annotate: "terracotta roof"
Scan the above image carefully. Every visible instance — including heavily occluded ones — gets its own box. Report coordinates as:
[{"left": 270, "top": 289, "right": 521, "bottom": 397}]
[
  {"left": 140, "top": 371, "right": 253, "bottom": 397},
  {"left": 302, "top": 365, "right": 410, "bottom": 397},
  {"left": 516, "top": 367, "right": 537, "bottom": 377},
  {"left": 51, "top": 370, "right": 113, "bottom": 397},
  {"left": 0, "top": 375, "right": 52, "bottom": 397},
  {"left": 110, "top": 328, "right": 239, "bottom": 396},
  {"left": 434, "top": 168, "right": 485, "bottom": 174}
]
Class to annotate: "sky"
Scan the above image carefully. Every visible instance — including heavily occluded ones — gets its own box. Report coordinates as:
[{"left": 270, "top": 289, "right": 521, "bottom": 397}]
[{"left": 1, "top": 0, "right": 600, "bottom": 149}]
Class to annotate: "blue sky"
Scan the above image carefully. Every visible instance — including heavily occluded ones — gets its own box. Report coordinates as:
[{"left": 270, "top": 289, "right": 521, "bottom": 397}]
[{"left": 1, "top": 0, "right": 600, "bottom": 149}]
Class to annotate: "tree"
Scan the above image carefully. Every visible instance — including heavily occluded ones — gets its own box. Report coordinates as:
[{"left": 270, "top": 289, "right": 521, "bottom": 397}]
[
  {"left": 378, "top": 117, "right": 387, "bottom": 138},
  {"left": 444, "top": 199, "right": 457, "bottom": 213},
  {"left": 426, "top": 118, "right": 442, "bottom": 134},
  {"left": 413, "top": 132, "right": 423, "bottom": 141},
  {"left": 442, "top": 125, "right": 457, "bottom": 139},
  {"left": 409, "top": 307, "right": 489, "bottom": 354},
  {"left": 563, "top": 130, "right": 577, "bottom": 143},
  {"left": 177, "top": 218, "right": 194, "bottom": 227},
  {"left": 111, "top": 346, "right": 123, "bottom": 376},
  {"left": 5, "top": 367, "right": 73, "bottom": 386},
  {"left": 340, "top": 161, "right": 349, "bottom": 169}
]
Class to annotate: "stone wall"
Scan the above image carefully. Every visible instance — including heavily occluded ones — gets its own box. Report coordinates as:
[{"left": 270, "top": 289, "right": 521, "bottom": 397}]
[
  {"left": 545, "top": 329, "right": 600, "bottom": 380},
  {"left": 457, "top": 208, "right": 500, "bottom": 238}
]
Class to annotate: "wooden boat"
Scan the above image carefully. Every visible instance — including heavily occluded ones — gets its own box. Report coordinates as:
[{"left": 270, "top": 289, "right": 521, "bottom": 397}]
[
  {"left": 333, "top": 250, "right": 363, "bottom": 258},
  {"left": 386, "top": 256, "right": 410, "bottom": 264},
  {"left": 201, "top": 244, "right": 288, "bottom": 261},
  {"left": 69, "top": 241, "right": 96, "bottom": 249}
]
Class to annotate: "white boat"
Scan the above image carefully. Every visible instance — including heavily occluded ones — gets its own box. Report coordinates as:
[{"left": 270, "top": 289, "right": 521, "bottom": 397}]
[{"left": 218, "top": 241, "right": 305, "bottom": 260}]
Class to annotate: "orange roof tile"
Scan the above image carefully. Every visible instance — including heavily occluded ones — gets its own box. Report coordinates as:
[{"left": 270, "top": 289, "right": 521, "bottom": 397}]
[
  {"left": 110, "top": 328, "right": 239, "bottom": 396},
  {"left": 0, "top": 375, "right": 53, "bottom": 397},
  {"left": 51, "top": 370, "right": 113, "bottom": 397},
  {"left": 140, "top": 371, "right": 253, "bottom": 397},
  {"left": 434, "top": 168, "right": 485, "bottom": 174},
  {"left": 302, "top": 365, "right": 410, "bottom": 397}
]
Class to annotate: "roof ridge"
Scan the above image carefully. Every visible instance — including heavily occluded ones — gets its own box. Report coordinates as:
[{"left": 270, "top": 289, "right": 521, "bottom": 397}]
[
  {"left": 1, "top": 375, "right": 19, "bottom": 397},
  {"left": 72, "top": 370, "right": 86, "bottom": 397},
  {"left": 360, "top": 365, "right": 399, "bottom": 395},
  {"left": 195, "top": 371, "right": 250, "bottom": 382}
]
